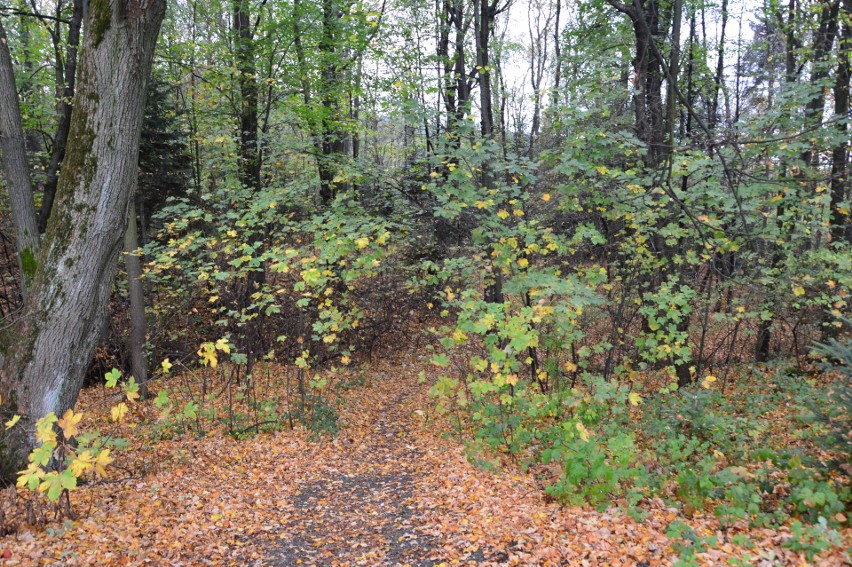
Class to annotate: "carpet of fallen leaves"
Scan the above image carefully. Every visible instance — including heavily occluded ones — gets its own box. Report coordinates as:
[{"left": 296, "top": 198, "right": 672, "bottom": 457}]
[{"left": 1, "top": 349, "right": 850, "bottom": 566}]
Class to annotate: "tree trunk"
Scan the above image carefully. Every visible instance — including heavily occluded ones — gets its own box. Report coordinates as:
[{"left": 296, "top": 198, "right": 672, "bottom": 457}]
[
  {"left": 0, "top": 19, "right": 39, "bottom": 297},
  {"left": 0, "top": 0, "right": 166, "bottom": 471},
  {"left": 124, "top": 203, "right": 149, "bottom": 399},
  {"left": 233, "top": 0, "right": 261, "bottom": 193},
  {"left": 38, "top": 0, "right": 84, "bottom": 233},
  {"left": 830, "top": 0, "right": 851, "bottom": 244}
]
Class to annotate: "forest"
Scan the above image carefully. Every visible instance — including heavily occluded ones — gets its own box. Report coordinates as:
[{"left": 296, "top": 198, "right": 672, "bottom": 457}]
[{"left": 0, "top": 0, "right": 849, "bottom": 564}]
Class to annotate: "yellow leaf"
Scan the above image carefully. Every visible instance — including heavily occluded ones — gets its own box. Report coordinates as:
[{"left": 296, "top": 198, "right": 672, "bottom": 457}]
[
  {"left": 69, "top": 451, "right": 94, "bottom": 476},
  {"left": 517, "top": 258, "right": 529, "bottom": 268},
  {"left": 5, "top": 415, "right": 20, "bottom": 430},
  {"left": 94, "top": 449, "right": 113, "bottom": 477},
  {"left": 341, "top": 355, "right": 351, "bottom": 365},
  {"left": 512, "top": 209, "right": 524, "bottom": 217},
  {"left": 564, "top": 361, "right": 578, "bottom": 372},
  {"left": 57, "top": 409, "right": 83, "bottom": 440},
  {"left": 792, "top": 285, "right": 806, "bottom": 297},
  {"left": 35, "top": 414, "right": 58, "bottom": 444},
  {"left": 125, "top": 386, "right": 140, "bottom": 403},
  {"left": 541, "top": 193, "right": 551, "bottom": 202},
  {"left": 216, "top": 337, "right": 231, "bottom": 354},
  {"left": 497, "top": 210, "right": 509, "bottom": 220},
  {"left": 198, "top": 343, "right": 218, "bottom": 367},
  {"left": 111, "top": 403, "right": 128, "bottom": 422},
  {"left": 701, "top": 375, "right": 717, "bottom": 389},
  {"left": 161, "top": 358, "right": 173, "bottom": 374},
  {"left": 575, "top": 422, "right": 590, "bottom": 442},
  {"left": 355, "top": 237, "right": 370, "bottom": 249},
  {"left": 628, "top": 392, "right": 642, "bottom": 406}
]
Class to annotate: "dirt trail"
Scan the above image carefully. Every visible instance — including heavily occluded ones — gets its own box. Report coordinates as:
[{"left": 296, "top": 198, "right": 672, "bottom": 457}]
[{"left": 264, "top": 372, "right": 444, "bottom": 566}]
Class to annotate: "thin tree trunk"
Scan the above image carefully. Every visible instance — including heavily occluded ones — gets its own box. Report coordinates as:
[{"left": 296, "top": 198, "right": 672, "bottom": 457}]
[
  {"left": 830, "top": 0, "right": 851, "bottom": 244},
  {"left": 38, "top": 0, "right": 84, "bottom": 233},
  {"left": 234, "top": 0, "right": 261, "bottom": 192},
  {"left": 0, "top": 19, "right": 39, "bottom": 297},
  {"left": 124, "top": 203, "right": 148, "bottom": 398}
]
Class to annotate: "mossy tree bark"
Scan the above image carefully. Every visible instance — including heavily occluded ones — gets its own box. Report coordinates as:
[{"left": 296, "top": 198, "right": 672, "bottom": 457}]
[{"left": 0, "top": 0, "right": 166, "bottom": 472}]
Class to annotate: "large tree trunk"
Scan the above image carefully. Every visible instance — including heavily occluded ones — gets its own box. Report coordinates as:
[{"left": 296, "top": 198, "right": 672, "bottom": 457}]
[
  {"left": 0, "top": 19, "right": 39, "bottom": 296},
  {"left": 0, "top": 0, "right": 166, "bottom": 471}
]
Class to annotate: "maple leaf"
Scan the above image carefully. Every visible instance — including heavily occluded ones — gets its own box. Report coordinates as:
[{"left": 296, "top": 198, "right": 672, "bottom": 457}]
[
  {"left": 198, "top": 342, "right": 218, "bottom": 367},
  {"left": 39, "top": 471, "right": 62, "bottom": 501},
  {"left": 29, "top": 442, "right": 56, "bottom": 467},
  {"left": 35, "top": 413, "right": 58, "bottom": 444},
  {"left": 111, "top": 402, "right": 129, "bottom": 422},
  {"left": 57, "top": 408, "right": 83, "bottom": 439},
  {"left": 701, "top": 375, "right": 717, "bottom": 389},
  {"left": 93, "top": 449, "right": 113, "bottom": 477},
  {"left": 215, "top": 337, "right": 231, "bottom": 354},
  {"left": 628, "top": 392, "right": 642, "bottom": 406},
  {"left": 124, "top": 376, "right": 140, "bottom": 402},
  {"left": 4, "top": 414, "right": 20, "bottom": 430},
  {"left": 105, "top": 368, "right": 122, "bottom": 388},
  {"left": 575, "top": 421, "right": 591, "bottom": 442},
  {"left": 17, "top": 463, "right": 44, "bottom": 491},
  {"left": 161, "top": 358, "right": 173, "bottom": 374},
  {"left": 69, "top": 450, "right": 95, "bottom": 476}
]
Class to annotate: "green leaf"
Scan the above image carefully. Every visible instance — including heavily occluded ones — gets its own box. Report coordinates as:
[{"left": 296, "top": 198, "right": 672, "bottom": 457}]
[{"left": 105, "top": 368, "right": 122, "bottom": 388}]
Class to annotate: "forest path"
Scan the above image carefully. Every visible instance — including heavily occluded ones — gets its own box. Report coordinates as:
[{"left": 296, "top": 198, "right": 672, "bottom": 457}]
[
  {"left": 250, "top": 353, "right": 672, "bottom": 566},
  {"left": 262, "top": 361, "right": 445, "bottom": 566}
]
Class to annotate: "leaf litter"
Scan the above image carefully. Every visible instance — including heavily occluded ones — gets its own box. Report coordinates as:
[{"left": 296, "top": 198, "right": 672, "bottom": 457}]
[{"left": 0, "top": 349, "right": 849, "bottom": 566}]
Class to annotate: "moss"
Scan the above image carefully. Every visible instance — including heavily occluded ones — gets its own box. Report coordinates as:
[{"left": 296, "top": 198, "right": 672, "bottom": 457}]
[
  {"left": 45, "top": 101, "right": 97, "bottom": 257},
  {"left": 90, "top": 0, "right": 112, "bottom": 47},
  {"left": 20, "top": 248, "right": 37, "bottom": 280}
]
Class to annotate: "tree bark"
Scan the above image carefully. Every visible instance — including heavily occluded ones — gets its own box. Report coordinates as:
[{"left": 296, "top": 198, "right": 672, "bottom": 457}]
[
  {"left": 124, "top": 203, "right": 149, "bottom": 399},
  {"left": 830, "top": 0, "right": 851, "bottom": 244},
  {"left": 0, "top": 19, "right": 39, "bottom": 297},
  {"left": 0, "top": 0, "right": 166, "bottom": 471},
  {"left": 233, "top": 0, "right": 261, "bottom": 193},
  {"left": 38, "top": 0, "right": 84, "bottom": 233}
]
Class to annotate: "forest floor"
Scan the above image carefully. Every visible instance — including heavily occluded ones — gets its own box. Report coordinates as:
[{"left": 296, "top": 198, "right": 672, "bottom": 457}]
[{"left": 0, "top": 348, "right": 850, "bottom": 566}]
